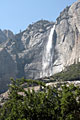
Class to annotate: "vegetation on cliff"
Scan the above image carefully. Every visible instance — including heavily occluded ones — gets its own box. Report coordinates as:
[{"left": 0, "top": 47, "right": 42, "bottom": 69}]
[{"left": 48, "top": 62, "right": 80, "bottom": 82}]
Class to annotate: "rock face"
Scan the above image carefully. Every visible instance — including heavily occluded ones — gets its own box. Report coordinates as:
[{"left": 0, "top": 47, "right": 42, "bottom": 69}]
[
  {"left": 53, "top": 0, "right": 80, "bottom": 74},
  {"left": 0, "top": 30, "right": 7, "bottom": 44},
  {"left": 0, "top": 0, "right": 80, "bottom": 93}
]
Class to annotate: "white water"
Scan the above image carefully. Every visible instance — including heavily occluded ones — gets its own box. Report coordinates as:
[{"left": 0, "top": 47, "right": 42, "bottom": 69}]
[{"left": 41, "top": 25, "right": 55, "bottom": 77}]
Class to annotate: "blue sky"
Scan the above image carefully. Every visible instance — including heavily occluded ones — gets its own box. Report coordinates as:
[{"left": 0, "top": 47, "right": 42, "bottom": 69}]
[{"left": 0, "top": 0, "right": 76, "bottom": 33}]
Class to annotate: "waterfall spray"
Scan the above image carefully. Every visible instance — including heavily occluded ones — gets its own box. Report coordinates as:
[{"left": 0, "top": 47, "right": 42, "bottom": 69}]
[{"left": 41, "top": 25, "right": 55, "bottom": 77}]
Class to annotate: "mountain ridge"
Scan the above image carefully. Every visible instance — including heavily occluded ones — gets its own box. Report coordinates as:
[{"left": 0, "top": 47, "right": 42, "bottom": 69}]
[{"left": 0, "top": 0, "right": 80, "bottom": 92}]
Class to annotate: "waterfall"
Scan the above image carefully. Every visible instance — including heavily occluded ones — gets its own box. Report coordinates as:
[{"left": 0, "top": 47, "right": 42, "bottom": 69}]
[{"left": 41, "top": 25, "right": 55, "bottom": 77}]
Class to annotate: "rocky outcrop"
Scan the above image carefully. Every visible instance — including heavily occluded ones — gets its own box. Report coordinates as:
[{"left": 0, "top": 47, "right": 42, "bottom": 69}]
[
  {"left": 0, "top": 48, "right": 17, "bottom": 93},
  {"left": 3, "top": 30, "right": 15, "bottom": 40},
  {"left": 0, "top": 30, "right": 7, "bottom": 44},
  {"left": 0, "top": 0, "right": 80, "bottom": 93}
]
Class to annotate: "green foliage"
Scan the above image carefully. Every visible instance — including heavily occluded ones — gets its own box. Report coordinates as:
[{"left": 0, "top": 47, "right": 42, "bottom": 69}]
[
  {"left": 0, "top": 78, "right": 80, "bottom": 120},
  {"left": 50, "top": 62, "right": 80, "bottom": 82}
]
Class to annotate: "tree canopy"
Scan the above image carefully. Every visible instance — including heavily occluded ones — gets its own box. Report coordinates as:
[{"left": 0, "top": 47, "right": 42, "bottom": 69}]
[{"left": 0, "top": 78, "right": 80, "bottom": 120}]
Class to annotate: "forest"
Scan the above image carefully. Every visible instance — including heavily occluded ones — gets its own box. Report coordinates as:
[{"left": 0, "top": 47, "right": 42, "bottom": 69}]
[{"left": 0, "top": 77, "right": 80, "bottom": 120}]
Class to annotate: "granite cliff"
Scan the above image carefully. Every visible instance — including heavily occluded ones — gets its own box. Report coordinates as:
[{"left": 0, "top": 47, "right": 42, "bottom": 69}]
[{"left": 0, "top": 0, "right": 80, "bottom": 93}]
